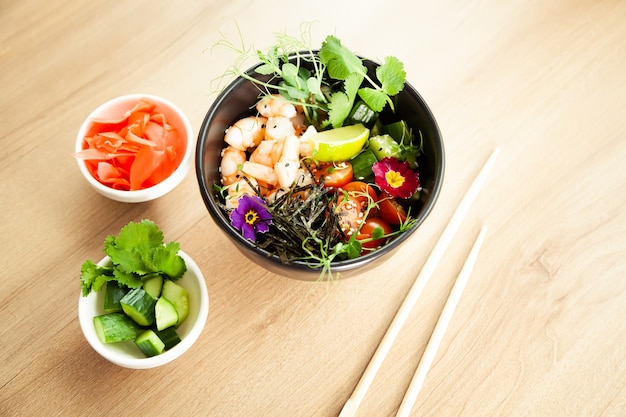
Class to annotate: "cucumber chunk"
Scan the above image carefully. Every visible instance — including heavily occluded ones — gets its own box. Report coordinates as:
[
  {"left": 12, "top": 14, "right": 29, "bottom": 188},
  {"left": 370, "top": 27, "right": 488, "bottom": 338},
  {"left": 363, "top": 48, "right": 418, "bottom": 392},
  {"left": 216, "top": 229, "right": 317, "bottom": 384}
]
[
  {"left": 155, "top": 296, "right": 179, "bottom": 331},
  {"left": 103, "top": 282, "right": 128, "bottom": 312},
  {"left": 120, "top": 288, "right": 156, "bottom": 326},
  {"left": 347, "top": 100, "right": 379, "bottom": 129},
  {"left": 143, "top": 274, "right": 164, "bottom": 299},
  {"left": 134, "top": 330, "right": 165, "bottom": 357},
  {"left": 153, "top": 327, "right": 181, "bottom": 350},
  {"left": 369, "top": 134, "right": 402, "bottom": 160},
  {"left": 93, "top": 312, "right": 140, "bottom": 343},
  {"left": 384, "top": 120, "right": 414, "bottom": 144},
  {"left": 161, "top": 280, "right": 189, "bottom": 326},
  {"left": 350, "top": 148, "right": 378, "bottom": 182}
]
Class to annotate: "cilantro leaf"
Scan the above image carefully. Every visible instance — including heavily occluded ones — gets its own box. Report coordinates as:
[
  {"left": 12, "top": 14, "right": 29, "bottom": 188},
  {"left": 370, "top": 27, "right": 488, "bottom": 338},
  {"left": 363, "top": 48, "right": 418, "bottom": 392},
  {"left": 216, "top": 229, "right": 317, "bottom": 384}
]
[
  {"left": 150, "top": 242, "right": 187, "bottom": 279},
  {"left": 104, "top": 220, "right": 164, "bottom": 275},
  {"left": 326, "top": 72, "right": 363, "bottom": 128},
  {"left": 80, "top": 219, "right": 188, "bottom": 296},
  {"left": 114, "top": 219, "right": 164, "bottom": 251},
  {"left": 104, "top": 236, "right": 148, "bottom": 275},
  {"left": 112, "top": 268, "right": 142, "bottom": 289},
  {"left": 377, "top": 56, "right": 406, "bottom": 96},
  {"left": 326, "top": 91, "right": 351, "bottom": 129},
  {"left": 80, "top": 260, "right": 113, "bottom": 296},
  {"left": 319, "top": 35, "right": 366, "bottom": 81},
  {"left": 358, "top": 87, "right": 388, "bottom": 112},
  {"left": 93, "top": 274, "right": 119, "bottom": 293}
]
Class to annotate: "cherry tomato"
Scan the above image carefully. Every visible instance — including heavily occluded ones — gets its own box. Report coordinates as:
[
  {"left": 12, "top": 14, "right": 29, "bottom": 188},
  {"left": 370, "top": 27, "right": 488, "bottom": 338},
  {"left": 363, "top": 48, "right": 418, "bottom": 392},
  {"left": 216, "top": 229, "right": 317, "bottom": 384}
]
[
  {"left": 314, "top": 162, "right": 353, "bottom": 189},
  {"left": 377, "top": 192, "right": 408, "bottom": 225},
  {"left": 339, "top": 181, "right": 378, "bottom": 207},
  {"left": 334, "top": 194, "right": 363, "bottom": 238},
  {"left": 357, "top": 216, "right": 393, "bottom": 249}
]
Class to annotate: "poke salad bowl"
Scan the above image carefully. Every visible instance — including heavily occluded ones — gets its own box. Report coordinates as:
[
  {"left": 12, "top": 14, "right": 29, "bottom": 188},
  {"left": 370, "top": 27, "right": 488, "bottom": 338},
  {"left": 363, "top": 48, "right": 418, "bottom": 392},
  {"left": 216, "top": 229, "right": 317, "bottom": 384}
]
[{"left": 195, "top": 52, "right": 445, "bottom": 280}]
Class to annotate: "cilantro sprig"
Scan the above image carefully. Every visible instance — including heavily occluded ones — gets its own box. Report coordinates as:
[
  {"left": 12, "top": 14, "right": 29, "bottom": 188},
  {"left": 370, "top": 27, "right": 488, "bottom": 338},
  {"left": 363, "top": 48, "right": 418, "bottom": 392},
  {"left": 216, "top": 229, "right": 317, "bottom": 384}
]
[
  {"left": 80, "top": 220, "right": 187, "bottom": 296},
  {"left": 319, "top": 36, "right": 406, "bottom": 127}
]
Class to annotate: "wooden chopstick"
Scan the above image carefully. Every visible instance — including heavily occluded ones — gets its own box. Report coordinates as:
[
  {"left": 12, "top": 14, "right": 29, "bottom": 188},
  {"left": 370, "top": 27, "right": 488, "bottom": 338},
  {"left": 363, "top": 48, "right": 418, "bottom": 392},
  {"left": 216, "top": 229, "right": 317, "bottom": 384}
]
[
  {"left": 338, "top": 147, "right": 500, "bottom": 417},
  {"left": 395, "top": 225, "right": 488, "bottom": 417}
]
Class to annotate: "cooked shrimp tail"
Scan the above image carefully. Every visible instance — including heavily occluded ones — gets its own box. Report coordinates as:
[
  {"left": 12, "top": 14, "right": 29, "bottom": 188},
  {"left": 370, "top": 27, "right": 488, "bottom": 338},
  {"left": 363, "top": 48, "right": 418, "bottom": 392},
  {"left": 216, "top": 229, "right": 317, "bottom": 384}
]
[
  {"left": 256, "top": 94, "right": 297, "bottom": 118},
  {"left": 274, "top": 135, "right": 301, "bottom": 189},
  {"left": 224, "top": 116, "right": 267, "bottom": 151}
]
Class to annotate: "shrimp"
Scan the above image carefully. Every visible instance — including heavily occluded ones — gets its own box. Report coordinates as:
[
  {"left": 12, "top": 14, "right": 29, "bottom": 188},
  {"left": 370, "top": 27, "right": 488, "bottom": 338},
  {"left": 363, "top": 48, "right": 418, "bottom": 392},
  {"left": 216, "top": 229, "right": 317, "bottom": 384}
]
[
  {"left": 249, "top": 140, "right": 276, "bottom": 167},
  {"left": 242, "top": 161, "right": 279, "bottom": 188},
  {"left": 224, "top": 116, "right": 267, "bottom": 151},
  {"left": 270, "top": 138, "right": 285, "bottom": 165},
  {"left": 265, "top": 187, "right": 289, "bottom": 204},
  {"left": 298, "top": 125, "right": 317, "bottom": 158},
  {"left": 274, "top": 135, "right": 301, "bottom": 189},
  {"left": 256, "top": 94, "right": 297, "bottom": 118},
  {"left": 220, "top": 146, "right": 246, "bottom": 186},
  {"left": 266, "top": 167, "right": 314, "bottom": 203},
  {"left": 224, "top": 177, "right": 258, "bottom": 209},
  {"left": 290, "top": 112, "right": 306, "bottom": 137},
  {"left": 294, "top": 167, "right": 314, "bottom": 187},
  {"left": 265, "top": 116, "right": 296, "bottom": 142}
]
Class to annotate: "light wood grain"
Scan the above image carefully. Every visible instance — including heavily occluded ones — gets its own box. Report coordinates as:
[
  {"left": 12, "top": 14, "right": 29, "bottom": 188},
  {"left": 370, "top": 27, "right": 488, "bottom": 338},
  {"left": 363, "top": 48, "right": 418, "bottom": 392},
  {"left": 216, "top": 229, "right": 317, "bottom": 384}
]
[{"left": 1, "top": 1, "right": 625, "bottom": 416}]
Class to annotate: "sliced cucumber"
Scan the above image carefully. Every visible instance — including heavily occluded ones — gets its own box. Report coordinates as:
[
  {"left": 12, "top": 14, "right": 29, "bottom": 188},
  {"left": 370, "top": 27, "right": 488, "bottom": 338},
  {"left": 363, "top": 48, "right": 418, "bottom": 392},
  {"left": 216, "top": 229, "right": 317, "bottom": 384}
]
[
  {"left": 153, "top": 327, "right": 181, "bottom": 350},
  {"left": 134, "top": 330, "right": 165, "bottom": 357},
  {"left": 350, "top": 148, "right": 378, "bottom": 182},
  {"left": 120, "top": 288, "right": 156, "bottom": 326},
  {"left": 369, "top": 134, "right": 402, "bottom": 160},
  {"left": 347, "top": 100, "right": 379, "bottom": 129},
  {"left": 384, "top": 120, "right": 414, "bottom": 144},
  {"left": 155, "top": 296, "right": 179, "bottom": 331},
  {"left": 93, "top": 312, "right": 140, "bottom": 343},
  {"left": 143, "top": 274, "right": 164, "bottom": 299},
  {"left": 161, "top": 280, "right": 189, "bottom": 326},
  {"left": 103, "top": 282, "right": 128, "bottom": 312}
]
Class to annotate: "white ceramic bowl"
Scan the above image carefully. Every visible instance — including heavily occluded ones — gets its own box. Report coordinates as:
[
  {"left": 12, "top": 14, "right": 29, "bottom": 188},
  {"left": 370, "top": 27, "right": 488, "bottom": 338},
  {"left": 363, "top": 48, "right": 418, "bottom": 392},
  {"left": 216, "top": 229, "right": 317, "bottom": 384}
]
[
  {"left": 78, "top": 250, "right": 209, "bottom": 369},
  {"left": 75, "top": 94, "right": 194, "bottom": 203}
]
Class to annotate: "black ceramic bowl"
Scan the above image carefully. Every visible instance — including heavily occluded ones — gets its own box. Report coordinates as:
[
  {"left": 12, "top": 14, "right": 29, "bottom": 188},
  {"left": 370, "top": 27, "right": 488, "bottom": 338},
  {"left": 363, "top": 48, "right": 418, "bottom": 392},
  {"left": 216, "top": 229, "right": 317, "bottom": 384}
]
[{"left": 196, "top": 53, "right": 444, "bottom": 280}]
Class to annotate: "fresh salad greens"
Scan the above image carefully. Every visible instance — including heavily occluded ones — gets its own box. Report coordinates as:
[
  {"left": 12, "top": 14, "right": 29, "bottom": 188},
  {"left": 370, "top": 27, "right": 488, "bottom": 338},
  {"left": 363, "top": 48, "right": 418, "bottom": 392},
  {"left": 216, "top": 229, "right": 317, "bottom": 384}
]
[{"left": 80, "top": 220, "right": 189, "bottom": 357}]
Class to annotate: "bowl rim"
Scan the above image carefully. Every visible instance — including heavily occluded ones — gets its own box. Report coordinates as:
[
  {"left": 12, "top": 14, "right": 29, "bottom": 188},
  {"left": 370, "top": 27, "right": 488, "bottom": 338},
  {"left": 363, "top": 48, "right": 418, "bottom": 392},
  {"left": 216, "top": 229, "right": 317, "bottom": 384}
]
[
  {"left": 75, "top": 93, "right": 194, "bottom": 203},
  {"left": 195, "top": 55, "right": 445, "bottom": 273},
  {"left": 77, "top": 250, "right": 209, "bottom": 369}
]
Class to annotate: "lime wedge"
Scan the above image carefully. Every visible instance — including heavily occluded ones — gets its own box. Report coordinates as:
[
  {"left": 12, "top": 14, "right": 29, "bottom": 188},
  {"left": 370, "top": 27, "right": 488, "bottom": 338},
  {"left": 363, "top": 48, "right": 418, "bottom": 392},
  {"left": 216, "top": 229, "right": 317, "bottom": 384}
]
[{"left": 309, "top": 124, "right": 370, "bottom": 162}]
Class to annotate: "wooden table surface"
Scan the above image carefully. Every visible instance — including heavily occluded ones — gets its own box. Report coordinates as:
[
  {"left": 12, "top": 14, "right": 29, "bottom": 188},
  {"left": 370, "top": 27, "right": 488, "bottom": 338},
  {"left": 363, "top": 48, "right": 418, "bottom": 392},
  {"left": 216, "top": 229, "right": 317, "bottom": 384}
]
[{"left": 2, "top": 1, "right": 625, "bottom": 416}]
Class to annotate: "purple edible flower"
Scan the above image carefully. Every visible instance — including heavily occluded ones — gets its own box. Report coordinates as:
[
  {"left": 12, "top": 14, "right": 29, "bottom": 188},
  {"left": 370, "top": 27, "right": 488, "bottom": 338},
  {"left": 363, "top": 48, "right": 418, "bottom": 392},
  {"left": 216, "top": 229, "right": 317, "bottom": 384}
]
[{"left": 229, "top": 194, "right": 273, "bottom": 241}]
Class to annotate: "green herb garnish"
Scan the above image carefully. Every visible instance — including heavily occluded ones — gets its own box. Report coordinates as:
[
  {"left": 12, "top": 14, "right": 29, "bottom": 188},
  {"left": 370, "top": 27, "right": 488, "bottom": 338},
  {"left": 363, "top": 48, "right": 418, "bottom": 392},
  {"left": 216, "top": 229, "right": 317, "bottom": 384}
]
[
  {"left": 211, "top": 22, "right": 407, "bottom": 130},
  {"left": 80, "top": 220, "right": 186, "bottom": 296}
]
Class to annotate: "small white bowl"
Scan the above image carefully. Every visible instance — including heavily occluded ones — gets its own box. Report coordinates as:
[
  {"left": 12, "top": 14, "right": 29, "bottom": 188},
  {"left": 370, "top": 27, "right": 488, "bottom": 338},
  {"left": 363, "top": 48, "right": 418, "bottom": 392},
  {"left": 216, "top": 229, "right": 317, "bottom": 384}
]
[
  {"left": 75, "top": 94, "right": 194, "bottom": 203},
  {"left": 78, "top": 250, "right": 209, "bottom": 369}
]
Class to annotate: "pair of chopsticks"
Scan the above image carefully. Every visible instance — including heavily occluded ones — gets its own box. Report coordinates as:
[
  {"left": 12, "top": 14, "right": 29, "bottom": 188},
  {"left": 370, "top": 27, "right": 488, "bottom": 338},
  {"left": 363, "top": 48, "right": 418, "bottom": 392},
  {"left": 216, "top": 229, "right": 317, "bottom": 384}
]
[{"left": 339, "top": 147, "right": 500, "bottom": 417}]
